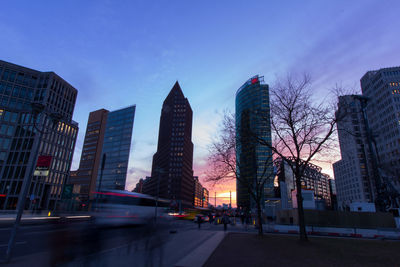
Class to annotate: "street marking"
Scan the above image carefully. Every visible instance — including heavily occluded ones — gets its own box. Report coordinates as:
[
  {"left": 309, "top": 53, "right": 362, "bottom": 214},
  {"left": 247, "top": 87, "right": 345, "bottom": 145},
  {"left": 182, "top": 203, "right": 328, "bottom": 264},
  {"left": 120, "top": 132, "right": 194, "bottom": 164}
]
[{"left": 0, "top": 241, "right": 27, "bottom": 247}]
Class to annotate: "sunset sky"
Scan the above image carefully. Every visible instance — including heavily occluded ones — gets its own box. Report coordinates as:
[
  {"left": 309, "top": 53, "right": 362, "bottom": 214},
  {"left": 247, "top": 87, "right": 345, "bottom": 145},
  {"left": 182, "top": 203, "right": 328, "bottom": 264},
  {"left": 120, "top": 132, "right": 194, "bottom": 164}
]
[{"left": 1, "top": 1, "right": 400, "bottom": 206}]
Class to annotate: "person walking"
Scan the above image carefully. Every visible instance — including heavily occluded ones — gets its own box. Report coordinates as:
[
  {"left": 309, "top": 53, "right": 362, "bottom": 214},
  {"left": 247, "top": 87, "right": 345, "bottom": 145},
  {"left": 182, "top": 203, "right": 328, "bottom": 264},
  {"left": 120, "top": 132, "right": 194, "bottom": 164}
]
[
  {"left": 222, "top": 213, "right": 230, "bottom": 231},
  {"left": 197, "top": 215, "right": 203, "bottom": 229}
]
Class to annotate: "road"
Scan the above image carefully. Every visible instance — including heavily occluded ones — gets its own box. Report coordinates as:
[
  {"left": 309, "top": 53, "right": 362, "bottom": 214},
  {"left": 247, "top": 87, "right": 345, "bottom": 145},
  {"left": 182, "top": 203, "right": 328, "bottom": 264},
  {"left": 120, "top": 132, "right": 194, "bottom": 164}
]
[{"left": 0, "top": 218, "right": 239, "bottom": 266}]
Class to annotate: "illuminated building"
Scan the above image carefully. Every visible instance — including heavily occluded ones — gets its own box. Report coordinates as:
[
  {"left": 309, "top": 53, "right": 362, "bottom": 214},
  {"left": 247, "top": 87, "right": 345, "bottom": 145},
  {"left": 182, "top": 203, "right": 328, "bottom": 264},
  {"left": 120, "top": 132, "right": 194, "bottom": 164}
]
[
  {"left": 194, "top": 176, "right": 202, "bottom": 207},
  {"left": 0, "top": 60, "right": 78, "bottom": 210},
  {"left": 143, "top": 82, "right": 195, "bottom": 207},
  {"left": 235, "top": 75, "right": 273, "bottom": 210},
  {"left": 202, "top": 187, "right": 209, "bottom": 208}
]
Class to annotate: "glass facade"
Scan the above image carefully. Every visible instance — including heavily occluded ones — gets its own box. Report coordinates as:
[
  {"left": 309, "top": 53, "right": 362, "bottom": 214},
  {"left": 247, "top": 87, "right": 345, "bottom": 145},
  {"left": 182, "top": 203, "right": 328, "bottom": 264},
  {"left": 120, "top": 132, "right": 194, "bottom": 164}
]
[
  {"left": 235, "top": 75, "right": 272, "bottom": 210},
  {"left": 96, "top": 105, "right": 135, "bottom": 191},
  {"left": 0, "top": 60, "right": 78, "bottom": 210}
]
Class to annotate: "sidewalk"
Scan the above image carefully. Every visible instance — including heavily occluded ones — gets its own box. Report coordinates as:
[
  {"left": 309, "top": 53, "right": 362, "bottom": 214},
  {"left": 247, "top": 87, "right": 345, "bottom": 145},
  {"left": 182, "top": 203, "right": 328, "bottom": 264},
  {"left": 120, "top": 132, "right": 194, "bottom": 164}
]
[
  {"left": 174, "top": 231, "right": 225, "bottom": 267},
  {"left": 204, "top": 232, "right": 400, "bottom": 267}
]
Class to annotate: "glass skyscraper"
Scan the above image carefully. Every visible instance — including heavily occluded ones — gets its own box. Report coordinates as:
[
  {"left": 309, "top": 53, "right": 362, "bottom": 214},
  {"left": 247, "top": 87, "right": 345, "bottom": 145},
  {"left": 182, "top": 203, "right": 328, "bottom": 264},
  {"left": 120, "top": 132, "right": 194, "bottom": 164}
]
[
  {"left": 235, "top": 75, "right": 273, "bottom": 210},
  {"left": 96, "top": 105, "right": 135, "bottom": 191}
]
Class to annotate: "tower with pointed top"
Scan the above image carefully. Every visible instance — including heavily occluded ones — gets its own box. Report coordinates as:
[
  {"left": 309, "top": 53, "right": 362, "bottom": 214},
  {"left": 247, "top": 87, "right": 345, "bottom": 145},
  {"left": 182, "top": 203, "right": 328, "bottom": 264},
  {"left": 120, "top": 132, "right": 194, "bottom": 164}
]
[{"left": 143, "top": 82, "right": 194, "bottom": 207}]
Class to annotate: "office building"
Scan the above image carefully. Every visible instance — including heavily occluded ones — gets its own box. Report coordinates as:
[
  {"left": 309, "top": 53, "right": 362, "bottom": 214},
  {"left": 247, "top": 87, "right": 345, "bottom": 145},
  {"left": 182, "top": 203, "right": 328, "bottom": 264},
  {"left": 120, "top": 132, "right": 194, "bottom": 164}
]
[
  {"left": 69, "top": 109, "right": 108, "bottom": 203},
  {"left": 97, "top": 106, "right": 135, "bottom": 191},
  {"left": 194, "top": 176, "right": 203, "bottom": 207},
  {"left": 0, "top": 60, "right": 78, "bottom": 210},
  {"left": 133, "top": 178, "right": 145, "bottom": 193},
  {"left": 70, "top": 106, "right": 135, "bottom": 204},
  {"left": 276, "top": 158, "right": 332, "bottom": 209},
  {"left": 333, "top": 95, "right": 376, "bottom": 210},
  {"left": 235, "top": 75, "right": 273, "bottom": 210},
  {"left": 202, "top": 187, "right": 209, "bottom": 208},
  {"left": 360, "top": 67, "right": 400, "bottom": 193},
  {"left": 143, "top": 82, "right": 195, "bottom": 207}
]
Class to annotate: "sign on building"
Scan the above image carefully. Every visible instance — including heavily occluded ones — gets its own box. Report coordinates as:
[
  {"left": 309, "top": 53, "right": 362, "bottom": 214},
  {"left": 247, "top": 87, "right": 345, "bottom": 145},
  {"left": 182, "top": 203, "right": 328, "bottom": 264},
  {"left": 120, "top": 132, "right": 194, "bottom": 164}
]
[{"left": 33, "top": 155, "right": 52, "bottom": 176}]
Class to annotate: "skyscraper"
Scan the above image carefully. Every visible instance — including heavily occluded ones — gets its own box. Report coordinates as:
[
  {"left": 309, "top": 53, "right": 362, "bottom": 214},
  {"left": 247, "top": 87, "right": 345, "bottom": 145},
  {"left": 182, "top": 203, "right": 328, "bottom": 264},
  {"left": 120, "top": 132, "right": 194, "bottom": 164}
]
[
  {"left": 69, "top": 109, "right": 108, "bottom": 203},
  {"left": 360, "top": 67, "right": 400, "bottom": 194},
  {"left": 235, "top": 75, "right": 273, "bottom": 210},
  {"left": 97, "top": 105, "right": 135, "bottom": 191},
  {"left": 333, "top": 95, "right": 375, "bottom": 210},
  {"left": 70, "top": 105, "right": 135, "bottom": 205},
  {"left": 0, "top": 60, "right": 78, "bottom": 210},
  {"left": 143, "top": 82, "right": 194, "bottom": 207}
]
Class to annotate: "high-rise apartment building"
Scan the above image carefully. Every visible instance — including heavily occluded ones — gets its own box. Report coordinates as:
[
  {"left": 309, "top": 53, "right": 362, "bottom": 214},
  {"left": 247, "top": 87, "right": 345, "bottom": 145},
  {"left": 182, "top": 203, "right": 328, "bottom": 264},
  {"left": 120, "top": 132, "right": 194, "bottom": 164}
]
[
  {"left": 360, "top": 67, "right": 400, "bottom": 193},
  {"left": 235, "top": 75, "right": 273, "bottom": 210},
  {"left": 143, "top": 82, "right": 194, "bottom": 207},
  {"left": 333, "top": 95, "right": 376, "bottom": 209},
  {"left": 0, "top": 60, "right": 78, "bottom": 210},
  {"left": 70, "top": 106, "right": 135, "bottom": 205}
]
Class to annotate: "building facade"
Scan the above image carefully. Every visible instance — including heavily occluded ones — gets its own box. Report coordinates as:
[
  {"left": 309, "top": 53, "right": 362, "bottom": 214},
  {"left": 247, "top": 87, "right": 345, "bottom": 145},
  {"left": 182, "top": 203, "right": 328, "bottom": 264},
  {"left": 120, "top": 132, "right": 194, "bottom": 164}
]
[
  {"left": 360, "top": 67, "right": 400, "bottom": 194},
  {"left": 143, "top": 82, "right": 195, "bottom": 207},
  {"left": 202, "top": 187, "right": 209, "bottom": 208},
  {"left": 333, "top": 95, "right": 376, "bottom": 210},
  {"left": 194, "top": 176, "right": 203, "bottom": 207},
  {"left": 0, "top": 60, "right": 78, "bottom": 210},
  {"left": 69, "top": 109, "right": 108, "bottom": 203},
  {"left": 276, "top": 158, "right": 332, "bottom": 209},
  {"left": 70, "top": 106, "right": 135, "bottom": 205},
  {"left": 235, "top": 75, "right": 273, "bottom": 210},
  {"left": 96, "top": 106, "right": 135, "bottom": 191}
]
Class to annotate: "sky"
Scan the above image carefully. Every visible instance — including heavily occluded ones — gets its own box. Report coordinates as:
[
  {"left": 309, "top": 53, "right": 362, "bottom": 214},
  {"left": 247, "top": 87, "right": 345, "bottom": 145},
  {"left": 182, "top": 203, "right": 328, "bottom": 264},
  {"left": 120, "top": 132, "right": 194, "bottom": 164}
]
[{"left": 1, "top": 0, "right": 400, "bottom": 206}]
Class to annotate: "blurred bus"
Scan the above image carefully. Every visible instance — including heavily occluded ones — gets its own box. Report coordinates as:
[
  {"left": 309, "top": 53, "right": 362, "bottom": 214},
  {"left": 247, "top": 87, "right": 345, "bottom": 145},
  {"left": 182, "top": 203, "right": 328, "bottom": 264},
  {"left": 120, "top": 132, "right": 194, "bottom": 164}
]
[{"left": 92, "top": 190, "right": 170, "bottom": 226}]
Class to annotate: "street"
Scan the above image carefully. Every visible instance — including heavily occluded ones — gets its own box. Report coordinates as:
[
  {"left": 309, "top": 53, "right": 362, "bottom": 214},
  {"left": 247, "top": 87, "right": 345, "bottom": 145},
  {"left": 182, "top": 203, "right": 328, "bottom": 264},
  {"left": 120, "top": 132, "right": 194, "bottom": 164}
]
[{"left": 0, "top": 218, "right": 237, "bottom": 266}]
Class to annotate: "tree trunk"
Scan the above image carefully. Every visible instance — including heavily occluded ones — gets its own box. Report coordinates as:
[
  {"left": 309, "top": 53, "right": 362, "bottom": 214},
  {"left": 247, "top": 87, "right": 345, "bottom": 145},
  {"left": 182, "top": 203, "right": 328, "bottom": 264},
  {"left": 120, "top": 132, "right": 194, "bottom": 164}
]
[{"left": 295, "top": 169, "right": 308, "bottom": 241}]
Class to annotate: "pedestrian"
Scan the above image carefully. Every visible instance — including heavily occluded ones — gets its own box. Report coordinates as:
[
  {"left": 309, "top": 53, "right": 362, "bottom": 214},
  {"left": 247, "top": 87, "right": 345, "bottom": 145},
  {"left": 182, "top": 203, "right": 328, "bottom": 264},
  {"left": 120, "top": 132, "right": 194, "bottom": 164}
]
[
  {"left": 197, "top": 215, "right": 203, "bottom": 229},
  {"left": 245, "top": 213, "right": 251, "bottom": 231},
  {"left": 240, "top": 212, "right": 245, "bottom": 225},
  {"left": 222, "top": 213, "right": 230, "bottom": 231}
]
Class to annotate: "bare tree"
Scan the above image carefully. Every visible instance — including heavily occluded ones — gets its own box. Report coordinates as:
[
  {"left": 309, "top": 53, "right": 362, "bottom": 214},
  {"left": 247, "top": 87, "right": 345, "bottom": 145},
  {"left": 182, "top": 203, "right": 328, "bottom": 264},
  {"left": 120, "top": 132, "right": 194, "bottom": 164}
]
[
  {"left": 255, "top": 73, "right": 343, "bottom": 241},
  {"left": 207, "top": 111, "right": 274, "bottom": 236}
]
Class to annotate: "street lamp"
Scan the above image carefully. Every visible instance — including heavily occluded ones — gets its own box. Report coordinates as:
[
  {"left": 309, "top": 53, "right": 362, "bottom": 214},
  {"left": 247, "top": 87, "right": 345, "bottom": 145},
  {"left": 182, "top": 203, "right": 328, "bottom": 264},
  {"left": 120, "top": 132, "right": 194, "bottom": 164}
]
[{"left": 6, "top": 103, "right": 62, "bottom": 262}]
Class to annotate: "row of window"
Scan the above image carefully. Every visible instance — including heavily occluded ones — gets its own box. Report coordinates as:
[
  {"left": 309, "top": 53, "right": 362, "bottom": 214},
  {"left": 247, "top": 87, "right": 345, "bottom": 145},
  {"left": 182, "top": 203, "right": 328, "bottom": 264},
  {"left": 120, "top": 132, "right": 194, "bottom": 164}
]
[{"left": 0, "top": 68, "right": 41, "bottom": 88}]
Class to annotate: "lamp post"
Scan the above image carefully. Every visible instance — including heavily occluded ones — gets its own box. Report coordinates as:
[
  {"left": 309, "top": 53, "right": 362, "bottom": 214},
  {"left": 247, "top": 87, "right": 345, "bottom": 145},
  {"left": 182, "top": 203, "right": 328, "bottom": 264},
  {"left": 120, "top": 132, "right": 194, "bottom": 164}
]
[{"left": 6, "top": 103, "right": 62, "bottom": 262}]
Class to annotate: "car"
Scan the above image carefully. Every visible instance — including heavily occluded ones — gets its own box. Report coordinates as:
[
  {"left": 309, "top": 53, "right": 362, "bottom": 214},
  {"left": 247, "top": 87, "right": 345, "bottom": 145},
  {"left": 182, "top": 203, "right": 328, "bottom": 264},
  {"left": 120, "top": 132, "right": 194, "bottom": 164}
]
[{"left": 194, "top": 214, "right": 209, "bottom": 222}]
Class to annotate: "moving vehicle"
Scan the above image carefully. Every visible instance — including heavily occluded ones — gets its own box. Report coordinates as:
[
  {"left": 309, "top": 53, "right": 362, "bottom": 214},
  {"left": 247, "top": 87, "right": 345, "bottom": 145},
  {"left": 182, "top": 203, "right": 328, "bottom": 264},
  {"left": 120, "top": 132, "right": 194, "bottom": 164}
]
[{"left": 91, "top": 190, "right": 170, "bottom": 226}]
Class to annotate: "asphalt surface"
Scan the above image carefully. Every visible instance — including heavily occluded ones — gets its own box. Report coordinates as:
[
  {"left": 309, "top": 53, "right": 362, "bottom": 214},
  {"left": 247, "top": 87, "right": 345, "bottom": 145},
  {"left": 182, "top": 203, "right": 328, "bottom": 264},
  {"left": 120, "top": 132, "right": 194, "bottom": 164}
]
[{"left": 0, "top": 218, "right": 228, "bottom": 266}]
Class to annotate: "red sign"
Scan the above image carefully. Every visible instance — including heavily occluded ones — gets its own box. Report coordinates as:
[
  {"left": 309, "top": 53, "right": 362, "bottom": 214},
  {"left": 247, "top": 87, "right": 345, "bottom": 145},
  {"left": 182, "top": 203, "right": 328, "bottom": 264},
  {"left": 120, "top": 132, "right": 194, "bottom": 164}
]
[
  {"left": 251, "top": 77, "right": 258, "bottom": 84},
  {"left": 34, "top": 156, "right": 52, "bottom": 176},
  {"left": 36, "top": 156, "right": 52, "bottom": 167}
]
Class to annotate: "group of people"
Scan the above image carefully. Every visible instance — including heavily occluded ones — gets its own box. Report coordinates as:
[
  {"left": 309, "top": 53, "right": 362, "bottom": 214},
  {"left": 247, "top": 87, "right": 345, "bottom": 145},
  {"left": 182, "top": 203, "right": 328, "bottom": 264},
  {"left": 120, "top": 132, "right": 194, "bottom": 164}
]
[{"left": 196, "top": 210, "right": 254, "bottom": 231}]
